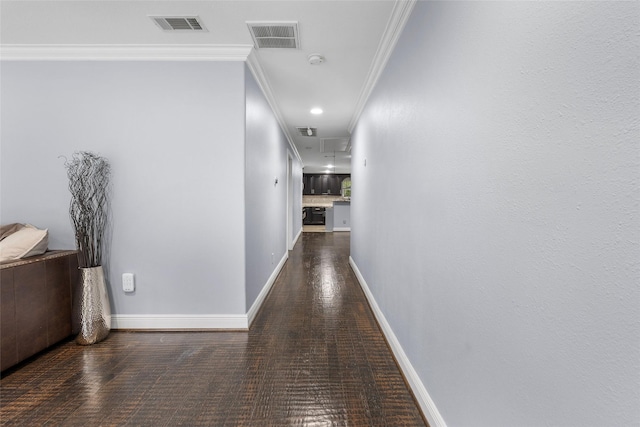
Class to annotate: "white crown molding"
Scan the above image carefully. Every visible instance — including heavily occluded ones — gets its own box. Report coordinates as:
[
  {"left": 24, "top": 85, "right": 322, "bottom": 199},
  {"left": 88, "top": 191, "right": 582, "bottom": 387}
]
[
  {"left": 347, "top": 0, "right": 417, "bottom": 133},
  {"left": 349, "top": 256, "right": 448, "bottom": 427},
  {"left": 0, "top": 44, "right": 253, "bottom": 61},
  {"left": 111, "top": 314, "right": 248, "bottom": 330},
  {"left": 245, "top": 49, "right": 303, "bottom": 165},
  {"left": 1, "top": 42, "right": 302, "bottom": 164}
]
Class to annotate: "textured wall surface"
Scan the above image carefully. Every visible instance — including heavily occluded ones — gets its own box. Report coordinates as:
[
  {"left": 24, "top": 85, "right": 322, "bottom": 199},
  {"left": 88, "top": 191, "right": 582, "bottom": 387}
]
[
  {"left": 244, "top": 65, "right": 302, "bottom": 310},
  {"left": 1, "top": 61, "right": 248, "bottom": 315},
  {"left": 350, "top": 2, "right": 639, "bottom": 426}
]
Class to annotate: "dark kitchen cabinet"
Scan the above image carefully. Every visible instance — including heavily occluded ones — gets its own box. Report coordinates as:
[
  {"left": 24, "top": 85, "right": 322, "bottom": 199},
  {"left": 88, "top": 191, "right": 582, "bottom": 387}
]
[
  {"left": 302, "top": 175, "right": 312, "bottom": 195},
  {"left": 303, "top": 175, "right": 315, "bottom": 195},
  {"left": 317, "top": 175, "right": 330, "bottom": 194},
  {"left": 303, "top": 174, "right": 350, "bottom": 195}
]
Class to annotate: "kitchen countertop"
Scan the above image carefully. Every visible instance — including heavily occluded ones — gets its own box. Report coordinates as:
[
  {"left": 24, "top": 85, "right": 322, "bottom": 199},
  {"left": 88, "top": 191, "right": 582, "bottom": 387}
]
[
  {"left": 302, "top": 195, "right": 350, "bottom": 208},
  {"left": 303, "top": 201, "right": 333, "bottom": 208}
]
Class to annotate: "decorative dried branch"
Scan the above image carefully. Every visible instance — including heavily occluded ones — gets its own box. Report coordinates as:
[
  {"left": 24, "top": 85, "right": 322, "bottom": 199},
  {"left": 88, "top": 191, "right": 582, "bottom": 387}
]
[{"left": 64, "top": 152, "right": 111, "bottom": 268}]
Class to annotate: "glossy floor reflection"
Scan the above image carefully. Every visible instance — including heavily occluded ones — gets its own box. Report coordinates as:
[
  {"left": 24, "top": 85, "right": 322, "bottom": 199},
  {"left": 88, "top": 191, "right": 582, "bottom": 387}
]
[{"left": 1, "top": 232, "right": 427, "bottom": 426}]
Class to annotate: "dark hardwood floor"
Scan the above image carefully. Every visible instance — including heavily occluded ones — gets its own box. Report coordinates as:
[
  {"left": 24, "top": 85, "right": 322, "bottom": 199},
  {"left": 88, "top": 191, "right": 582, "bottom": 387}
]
[{"left": 1, "top": 232, "right": 427, "bottom": 426}]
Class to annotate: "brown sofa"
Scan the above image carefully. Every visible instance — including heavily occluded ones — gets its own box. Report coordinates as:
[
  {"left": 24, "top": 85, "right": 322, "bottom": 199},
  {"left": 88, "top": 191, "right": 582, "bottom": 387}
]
[{"left": 1, "top": 250, "right": 78, "bottom": 372}]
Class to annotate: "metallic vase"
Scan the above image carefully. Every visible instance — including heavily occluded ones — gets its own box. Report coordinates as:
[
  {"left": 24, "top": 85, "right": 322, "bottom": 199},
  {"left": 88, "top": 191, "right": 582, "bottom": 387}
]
[{"left": 74, "top": 266, "right": 111, "bottom": 345}]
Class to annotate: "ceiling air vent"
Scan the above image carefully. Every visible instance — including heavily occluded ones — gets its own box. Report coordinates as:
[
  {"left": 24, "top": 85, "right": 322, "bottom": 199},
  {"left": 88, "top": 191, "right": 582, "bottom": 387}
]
[
  {"left": 321, "top": 138, "right": 350, "bottom": 153},
  {"left": 297, "top": 127, "right": 317, "bottom": 137},
  {"left": 247, "top": 22, "right": 299, "bottom": 49},
  {"left": 151, "top": 16, "right": 207, "bottom": 32}
]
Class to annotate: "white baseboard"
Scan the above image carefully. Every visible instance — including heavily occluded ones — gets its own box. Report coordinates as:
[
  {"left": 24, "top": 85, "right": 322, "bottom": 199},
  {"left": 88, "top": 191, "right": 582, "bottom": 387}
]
[
  {"left": 111, "top": 314, "right": 248, "bottom": 330},
  {"left": 247, "top": 251, "right": 289, "bottom": 327},
  {"left": 349, "top": 256, "right": 447, "bottom": 427},
  {"left": 332, "top": 227, "right": 351, "bottom": 232},
  {"left": 111, "top": 252, "right": 289, "bottom": 331},
  {"left": 292, "top": 227, "right": 302, "bottom": 248}
]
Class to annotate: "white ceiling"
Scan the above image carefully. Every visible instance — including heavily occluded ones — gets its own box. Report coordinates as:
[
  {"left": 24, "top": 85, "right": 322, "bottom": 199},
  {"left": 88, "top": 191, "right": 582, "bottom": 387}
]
[{"left": 0, "top": 1, "right": 407, "bottom": 174}]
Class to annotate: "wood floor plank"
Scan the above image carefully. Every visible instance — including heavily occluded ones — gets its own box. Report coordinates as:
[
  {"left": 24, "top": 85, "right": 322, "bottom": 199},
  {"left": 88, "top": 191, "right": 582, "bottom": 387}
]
[{"left": 1, "top": 232, "right": 427, "bottom": 426}]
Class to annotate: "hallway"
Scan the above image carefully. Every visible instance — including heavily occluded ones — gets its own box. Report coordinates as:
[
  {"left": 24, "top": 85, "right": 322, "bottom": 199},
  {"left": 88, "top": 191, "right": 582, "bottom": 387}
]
[{"left": 1, "top": 232, "right": 426, "bottom": 426}]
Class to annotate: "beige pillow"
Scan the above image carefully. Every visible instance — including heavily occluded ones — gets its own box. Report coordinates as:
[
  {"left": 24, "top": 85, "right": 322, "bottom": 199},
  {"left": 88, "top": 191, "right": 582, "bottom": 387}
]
[
  {"left": 0, "top": 223, "right": 26, "bottom": 241},
  {"left": 0, "top": 224, "right": 49, "bottom": 262}
]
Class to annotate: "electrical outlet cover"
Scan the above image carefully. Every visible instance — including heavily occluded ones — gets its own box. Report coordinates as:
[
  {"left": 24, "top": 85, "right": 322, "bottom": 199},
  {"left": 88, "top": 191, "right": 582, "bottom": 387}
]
[{"left": 123, "top": 273, "right": 135, "bottom": 292}]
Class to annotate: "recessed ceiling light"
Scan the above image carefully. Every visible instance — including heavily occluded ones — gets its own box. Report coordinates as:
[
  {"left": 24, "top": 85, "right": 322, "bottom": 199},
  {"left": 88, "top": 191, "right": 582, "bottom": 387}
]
[
  {"left": 310, "top": 108, "right": 323, "bottom": 115},
  {"left": 326, "top": 164, "right": 334, "bottom": 168}
]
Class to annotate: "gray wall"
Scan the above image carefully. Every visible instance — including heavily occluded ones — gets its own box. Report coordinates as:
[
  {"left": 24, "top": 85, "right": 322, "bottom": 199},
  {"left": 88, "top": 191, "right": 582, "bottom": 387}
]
[
  {"left": 333, "top": 203, "right": 350, "bottom": 230},
  {"left": 350, "top": 2, "right": 639, "bottom": 426},
  {"left": 244, "top": 65, "right": 302, "bottom": 310},
  {"left": 291, "top": 155, "right": 303, "bottom": 242},
  {"left": 1, "top": 61, "right": 247, "bottom": 315}
]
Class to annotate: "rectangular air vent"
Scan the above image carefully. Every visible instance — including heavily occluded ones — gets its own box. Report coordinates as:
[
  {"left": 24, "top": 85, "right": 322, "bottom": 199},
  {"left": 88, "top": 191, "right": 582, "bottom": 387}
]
[
  {"left": 321, "top": 138, "right": 350, "bottom": 153},
  {"left": 151, "top": 16, "right": 207, "bottom": 31},
  {"left": 247, "top": 22, "right": 299, "bottom": 49},
  {"left": 297, "top": 127, "right": 317, "bottom": 137}
]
